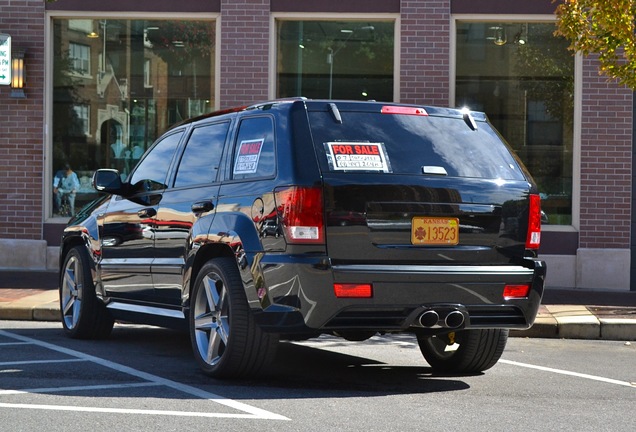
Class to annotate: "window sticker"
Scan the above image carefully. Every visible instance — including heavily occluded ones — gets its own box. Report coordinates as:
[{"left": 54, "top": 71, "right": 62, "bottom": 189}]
[
  {"left": 324, "top": 142, "right": 392, "bottom": 172},
  {"left": 234, "top": 138, "right": 265, "bottom": 175}
]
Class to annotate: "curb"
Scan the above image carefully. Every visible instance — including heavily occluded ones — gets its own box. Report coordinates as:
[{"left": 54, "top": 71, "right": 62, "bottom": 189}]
[
  {"left": 0, "top": 290, "right": 60, "bottom": 322},
  {"left": 509, "top": 305, "right": 636, "bottom": 341},
  {"left": 1, "top": 289, "right": 635, "bottom": 341}
]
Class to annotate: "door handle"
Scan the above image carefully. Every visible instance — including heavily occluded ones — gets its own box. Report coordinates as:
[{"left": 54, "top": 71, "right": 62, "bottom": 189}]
[
  {"left": 192, "top": 201, "right": 214, "bottom": 214},
  {"left": 137, "top": 208, "right": 157, "bottom": 218}
]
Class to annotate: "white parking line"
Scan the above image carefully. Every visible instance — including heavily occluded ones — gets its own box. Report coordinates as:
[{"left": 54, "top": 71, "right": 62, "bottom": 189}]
[
  {"left": 500, "top": 359, "right": 636, "bottom": 388},
  {"left": 0, "top": 358, "right": 86, "bottom": 367},
  {"left": 0, "top": 402, "right": 282, "bottom": 419},
  {"left": 0, "top": 381, "right": 159, "bottom": 395},
  {"left": 0, "top": 330, "right": 289, "bottom": 421}
]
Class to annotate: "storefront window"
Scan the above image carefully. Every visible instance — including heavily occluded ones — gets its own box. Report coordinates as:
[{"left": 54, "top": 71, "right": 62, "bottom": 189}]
[
  {"left": 276, "top": 20, "right": 394, "bottom": 101},
  {"left": 455, "top": 22, "right": 574, "bottom": 225},
  {"left": 51, "top": 18, "right": 216, "bottom": 218}
]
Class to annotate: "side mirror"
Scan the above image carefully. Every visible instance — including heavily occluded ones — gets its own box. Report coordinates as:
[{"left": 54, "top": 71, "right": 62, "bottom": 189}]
[{"left": 92, "top": 169, "right": 124, "bottom": 194}]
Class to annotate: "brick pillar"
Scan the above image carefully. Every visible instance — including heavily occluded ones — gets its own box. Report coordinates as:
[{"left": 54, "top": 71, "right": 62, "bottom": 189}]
[
  {"left": 0, "top": 0, "right": 46, "bottom": 240},
  {"left": 220, "top": 0, "right": 271, "bottom": 108},
  {"left": 399, "top": 0, "right": 450, "bottom": 106},
  {"left": 579, "top": 55, "right": 633, "bottom": 249}
]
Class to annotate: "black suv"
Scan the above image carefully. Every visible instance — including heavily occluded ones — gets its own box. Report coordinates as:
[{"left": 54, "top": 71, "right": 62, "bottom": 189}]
[{"left": 59, "top": 99, "right": 546, "bottom": 378}]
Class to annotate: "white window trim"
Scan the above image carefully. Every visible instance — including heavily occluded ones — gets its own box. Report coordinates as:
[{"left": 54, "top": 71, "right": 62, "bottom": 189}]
[
  {"left": 68, "top": 42, "right": 92, "bottom": 78},
  {"left": 73, "top": 104, "right": 91, "bottom": 137},
  {"left": 451, "top": 14, "right": 581, "bottom": 232},
  {"left": 270, "top": 12, "right": 401, "bottom": 102},
  {"left": 44, "top": 11, "right": 221, "bottom": 222}
]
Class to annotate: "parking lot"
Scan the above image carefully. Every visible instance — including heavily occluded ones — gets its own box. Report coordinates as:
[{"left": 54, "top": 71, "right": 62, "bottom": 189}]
[{"left": 1, "top": 320, "right": 635, "bottom": 432}]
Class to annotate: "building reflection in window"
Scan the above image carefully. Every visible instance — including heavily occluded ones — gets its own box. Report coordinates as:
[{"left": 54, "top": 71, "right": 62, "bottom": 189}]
[
  {"left": 51, "top": 18, "right": 216, "bottom": 218},
  {"left": 456, "top": 22, "right": 574, "bottom": 225}
]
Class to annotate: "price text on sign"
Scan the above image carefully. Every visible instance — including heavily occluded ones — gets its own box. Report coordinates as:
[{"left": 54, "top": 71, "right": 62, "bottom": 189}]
[
  {"left": 325, "top": 142, "right": 391, "bottom": 172},
  {"left": 411, "top": 217, "right": 459, "bottom": 245}
]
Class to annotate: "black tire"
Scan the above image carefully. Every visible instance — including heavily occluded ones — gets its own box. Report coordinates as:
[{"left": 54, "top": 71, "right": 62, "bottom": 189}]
[
  {"left": 417, "top": 329, "right": 508, "bottom": 374},
  {"left": 189, "top": 257, "right": 277, "bottom": 378},
  {"left": 59, "top": 246, "right": 114, "bottom": 339}
]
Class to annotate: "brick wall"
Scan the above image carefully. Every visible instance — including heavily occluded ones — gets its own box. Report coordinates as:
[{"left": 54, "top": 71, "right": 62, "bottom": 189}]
[
  {"left": 220, "top": 0, "right": 270, "bottom": 108},
  {"left": 579, "top": 55, "right": 633, "bottom": 249},
  {"left": 399, "top": 0, "right": 450, "bottom": 106},
  {"left": 0, "top": 0, "right": 46, "bottom": 240}
]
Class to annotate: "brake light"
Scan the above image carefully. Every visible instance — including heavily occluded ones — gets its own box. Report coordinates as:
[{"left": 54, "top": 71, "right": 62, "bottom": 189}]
[
  {"left": 503, "top": 284, "right": 530, "bottom": 299},
  {"left": 381, "top": 106, "right": 428, "bottom": 116},
  {"left": 275, "top": 186, "right": 324, "bottom": 244},
  {"left": 334, "top": 283, "right": 373, "bottom": 298},
  {"left": 526, "top": 194, "right": 541, "bottom": 250}
]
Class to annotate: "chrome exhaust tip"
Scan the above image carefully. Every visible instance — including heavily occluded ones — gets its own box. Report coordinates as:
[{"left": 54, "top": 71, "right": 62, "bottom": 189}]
[
  {"left": 419, "top": 310, "right": 439, "bottom": 327},
  {"left": 444, "top": 310, "right": 465, "bottom": 328}
]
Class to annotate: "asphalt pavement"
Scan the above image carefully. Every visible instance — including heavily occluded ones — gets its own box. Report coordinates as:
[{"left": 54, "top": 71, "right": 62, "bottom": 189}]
[{"left": 1, "top": 270, "right": 635, "bottom": 341}]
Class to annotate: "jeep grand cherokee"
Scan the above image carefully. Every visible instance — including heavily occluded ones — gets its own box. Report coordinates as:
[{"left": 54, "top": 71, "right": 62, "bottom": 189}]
[{"left": 59, "top": 99, "right": 546, "bottom": 378}]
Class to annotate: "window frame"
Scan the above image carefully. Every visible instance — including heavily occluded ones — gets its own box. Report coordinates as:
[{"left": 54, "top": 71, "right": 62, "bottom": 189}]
[
  {"left": 45, "top": 11, "right": 222, "bottom": 222},
  {"left": 127, "top": 129, "right": 185, "bottom": 196},
  {"left": 269, "top": 13, "right": 401, "bottom": 102},
  {"left": 72, "top": 104, "right": 91, "bottom": 137},
  {"left": 230, "top": 115, "right": 278, "bottom": 182},
  {"left": 451, "top": 14, "right": 581, "bottom": 232},
  {"left": 173, "top": 120, "right": 231, "bottom": 189},
  {"left": 68, "top": 41, "right": 91, "bottom": 77}
]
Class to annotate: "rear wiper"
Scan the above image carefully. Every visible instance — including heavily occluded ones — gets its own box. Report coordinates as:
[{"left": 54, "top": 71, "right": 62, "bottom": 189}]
[
  {"left": 462, "top": 108, "right": 478, "bottom": 131},
  {"left": 329, "top": 103, "right": 343, "bottom": 124}
]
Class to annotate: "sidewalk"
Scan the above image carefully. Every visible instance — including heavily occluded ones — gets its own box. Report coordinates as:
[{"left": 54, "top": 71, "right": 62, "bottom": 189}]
[{"left": 1, "top": 271, "right": 635, "bottom": 341}]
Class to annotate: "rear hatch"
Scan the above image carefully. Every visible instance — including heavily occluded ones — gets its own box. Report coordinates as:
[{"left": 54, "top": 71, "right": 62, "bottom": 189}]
[{"left": 306, "top": 101, "right": 537, "bottom": 266}]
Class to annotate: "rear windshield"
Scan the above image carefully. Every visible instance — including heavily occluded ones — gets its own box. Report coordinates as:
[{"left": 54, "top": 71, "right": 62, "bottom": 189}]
[{"left": 308, "top": 111, "right": 525, "bottom": 180}]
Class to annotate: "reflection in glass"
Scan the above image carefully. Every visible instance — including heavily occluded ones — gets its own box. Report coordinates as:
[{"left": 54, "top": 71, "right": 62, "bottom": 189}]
[
  {"left": 456, "top": 22, "right": 574, "bottom": 225},
  {"left": 276, "top": 20, "right": 394, "bottom": 101},
  {"left": 52, "top": 18, "right": 216, "bottom": 218}
]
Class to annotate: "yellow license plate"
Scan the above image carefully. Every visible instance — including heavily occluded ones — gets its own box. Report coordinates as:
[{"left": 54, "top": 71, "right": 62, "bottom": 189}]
[{"left": 411, "top": 217, "right": 459, "bottom": 245}]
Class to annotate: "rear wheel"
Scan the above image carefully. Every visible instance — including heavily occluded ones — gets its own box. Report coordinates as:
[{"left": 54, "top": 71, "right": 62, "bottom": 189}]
[
  {"left": 189, "top": 257, "right": 277, "bottom": 378},
  {"left": 417, "top": 329, "right": 508, "bottom": 374},
  {"left": 60, "top": 246, "right": 114, "bottom": 339}
]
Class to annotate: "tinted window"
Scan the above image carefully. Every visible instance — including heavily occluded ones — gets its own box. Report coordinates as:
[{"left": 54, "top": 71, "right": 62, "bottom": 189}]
[
  {"left": 232, "top": 116, "right": 275, "bottom": 180},
  {"left": 174, "top": 122, "right": 229, "bottom": 188},
  {"left": 129, "top": 131, "right": 183, "bottom": 194},
  {"left": 308, "top": 111, "right": 525, "bottom": 180}
]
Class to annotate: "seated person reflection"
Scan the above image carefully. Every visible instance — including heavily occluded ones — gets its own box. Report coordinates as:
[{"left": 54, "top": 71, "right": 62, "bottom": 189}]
[{"left": 53, "top": 164, "right": 80, "bottom": 216}]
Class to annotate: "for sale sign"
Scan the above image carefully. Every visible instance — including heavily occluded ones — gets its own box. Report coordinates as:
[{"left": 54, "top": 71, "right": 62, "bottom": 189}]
[
  {"left": 325, "top": 142, "right": 392, "bottom": 172},
  {"left": 0, "top": 34, "right": 10, "bottom": 86},
  {"left": 234, "top": 138, "right": 264, "bottom": 175}
]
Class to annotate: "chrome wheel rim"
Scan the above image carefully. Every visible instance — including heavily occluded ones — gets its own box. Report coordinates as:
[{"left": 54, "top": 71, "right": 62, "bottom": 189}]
[
  {"left": 193, "top": 272, "right": 229, "bottom": 367},
  {"left": 61, "top": 255, "right": 82, "bottom": 329}
]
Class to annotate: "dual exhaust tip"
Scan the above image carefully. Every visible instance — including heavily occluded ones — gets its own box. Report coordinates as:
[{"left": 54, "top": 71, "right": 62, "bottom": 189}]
[{"left": 418, "top": 309, "right": 466, "bottom": 329}]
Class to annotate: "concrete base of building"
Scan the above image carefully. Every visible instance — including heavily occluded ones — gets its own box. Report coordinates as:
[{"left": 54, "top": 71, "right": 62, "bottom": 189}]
[
  {"left": 542, "top": 249, "right": 631, "bottom": 291},
  {"left": 576, "top": 248, "right": 630, "bottom": 291},
  {"left": 0, "top": 241, "right": 632, "bottom": 290},
  {"left": 0, "top": 239, "right": 50, "bottom": 270}
]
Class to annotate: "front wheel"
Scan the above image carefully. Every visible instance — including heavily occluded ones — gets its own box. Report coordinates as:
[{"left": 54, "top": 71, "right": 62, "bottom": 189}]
[
  {"left": 417, "top": 329, "right": 508, "bottom": 374},
  {"left": 189, "top": 257, "right": 277, "bottom": 378},
  {"left": 59, "top": 246, "right": 114, "bottom": 339}
]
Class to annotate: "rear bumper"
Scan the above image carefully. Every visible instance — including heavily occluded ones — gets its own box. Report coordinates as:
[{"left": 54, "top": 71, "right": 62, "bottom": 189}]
[{"left": 252, "top": 256, "right": 546, "bottom": 334}]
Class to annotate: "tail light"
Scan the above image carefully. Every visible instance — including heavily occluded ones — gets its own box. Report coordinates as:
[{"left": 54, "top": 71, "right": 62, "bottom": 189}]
[
  {"left": 503, "top": 284, "right": 530, "bottom": 299},
  {"left": 334, "top": 283, "right": 373, "bottom": 298},
  {"left": 274, "top": 186, "right": 324, "bottom": 244},
  {"left": 526, "top": 194, "right": 541, "bottom": 250}
]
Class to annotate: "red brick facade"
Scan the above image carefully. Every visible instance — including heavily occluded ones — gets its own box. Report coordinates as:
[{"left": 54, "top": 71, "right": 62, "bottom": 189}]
[
  {"left": 220, "top": 0, "right": 271, "bottom": 108},
  {"left": 580, "top": 55, "right": 633, "bottom": 249},
  {"left": 399, "top": 0, "right": 450, "bottom": 106},
  {"left": 0, "top": 0, "right": 46, "bottom": 240},
  {"left": 0, "top": 1, "right": 634, "bottom": 288}
]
